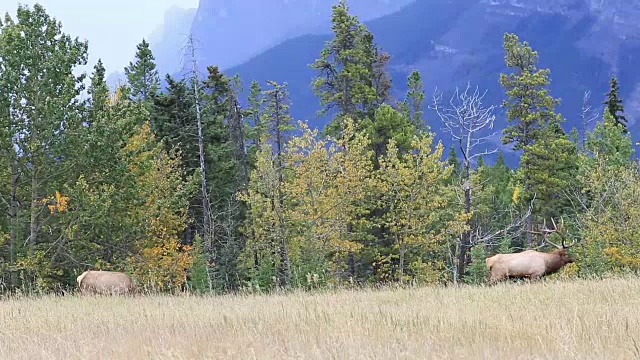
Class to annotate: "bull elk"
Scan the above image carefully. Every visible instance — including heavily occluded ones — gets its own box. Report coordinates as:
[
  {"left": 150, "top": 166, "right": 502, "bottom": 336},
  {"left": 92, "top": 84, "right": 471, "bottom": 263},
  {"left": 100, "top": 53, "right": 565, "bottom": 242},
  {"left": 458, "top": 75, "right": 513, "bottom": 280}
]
[
  {"left": 76, "top": 270, "right": 137, "bottom": 295},
  {"left": 485, "top": 218, "right": 577, "bottom": 283}
]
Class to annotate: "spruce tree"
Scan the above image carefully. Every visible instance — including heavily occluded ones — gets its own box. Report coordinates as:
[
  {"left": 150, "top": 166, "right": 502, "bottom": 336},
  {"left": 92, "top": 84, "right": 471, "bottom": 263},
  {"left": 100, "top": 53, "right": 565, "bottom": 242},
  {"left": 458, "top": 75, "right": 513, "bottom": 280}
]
[
  {"left": 87, "top": 59, "right": 109, "bottom": 123},
  {"left": 150, "top": 75, "right": 197, "bottom": 164},
  {"left": 262, "top": 80, "right": 295, "bottom": 287},
  {"left": 603, "top": 76, "right": 627, "bottom": 132},
  {"left": 499, "top": 33, "right": 564, "bottom": 245},
  {"left": 309, "top": 0, "right": 382, "bottom": 136},
  {"left": 401, "top": 70, "right": 426, "bottom": 130},
  {"left": 124, "top": 38, "right": 160, "bottom": 104},
  {"left": 521, "top": 118, "right": 578, "bottom": 223},
  {"left": 244, "top": 80, "right": 266, "bottom": 168}
]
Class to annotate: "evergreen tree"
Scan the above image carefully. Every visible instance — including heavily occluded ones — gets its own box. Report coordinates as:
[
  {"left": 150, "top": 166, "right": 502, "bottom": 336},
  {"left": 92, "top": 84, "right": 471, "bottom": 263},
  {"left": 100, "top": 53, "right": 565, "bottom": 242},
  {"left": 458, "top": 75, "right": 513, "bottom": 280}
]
[
  {"left": 151, "top": 75, "right": 197, "bottom": 165},
  {"left": 499, "top": 33, "right": 564, "bottom": 245},
  {"left": 309, "top": 0, "right": 383, "bottom": 136},
  {"left": 603, "top": 76, "right": 627, "bottom": 132},
  {"left": 262, "top": 80, "right": 295, "bottom": 287},
  {"left": 200, "top": 65, "right": 244, "bottom": 291},
  {"left": 87, "top": 59, "right": 109, "bottom": 123},
  {"left": 521, "top": 118, "right": 579, "bottom": 223},
  {"left": 244, "top": 80, "right": 266, "bottom": 168},
  {"left": 400, "top": 70, "right": 426, "bottom": 130},
  {"left": 124, "top": 38, "right": 160, "bottom": 104},
  {"left": 446, "top": 146, "right": 462, "bottom": 182}
]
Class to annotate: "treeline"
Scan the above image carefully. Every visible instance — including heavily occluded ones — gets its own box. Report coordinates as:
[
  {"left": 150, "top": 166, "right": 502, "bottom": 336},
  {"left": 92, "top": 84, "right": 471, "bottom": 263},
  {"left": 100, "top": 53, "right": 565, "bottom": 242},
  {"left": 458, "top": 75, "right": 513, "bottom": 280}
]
[{"left": 0, "top": 2, "right": 638, "bottom": 294}]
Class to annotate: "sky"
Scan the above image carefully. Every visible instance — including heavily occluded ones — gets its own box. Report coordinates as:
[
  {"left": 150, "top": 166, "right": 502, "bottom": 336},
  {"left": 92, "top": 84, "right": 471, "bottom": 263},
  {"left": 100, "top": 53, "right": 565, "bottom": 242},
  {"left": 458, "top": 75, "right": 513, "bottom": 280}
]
[{"left": 0, "top": 1, "right": 199, "bottom": 76}]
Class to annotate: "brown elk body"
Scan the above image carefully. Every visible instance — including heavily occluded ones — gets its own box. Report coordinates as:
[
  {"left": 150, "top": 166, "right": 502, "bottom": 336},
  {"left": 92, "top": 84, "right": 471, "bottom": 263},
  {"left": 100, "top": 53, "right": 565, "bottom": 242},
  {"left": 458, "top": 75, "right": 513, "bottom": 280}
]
[
  {"left": 76, "top": 270, "right": 136, "bottom": 295},
  {"left": 486, "top": 249, "right": 574, "bottom": 283},
  {"left": 485, "top": 218, "right": 577, "bottom": 283}
]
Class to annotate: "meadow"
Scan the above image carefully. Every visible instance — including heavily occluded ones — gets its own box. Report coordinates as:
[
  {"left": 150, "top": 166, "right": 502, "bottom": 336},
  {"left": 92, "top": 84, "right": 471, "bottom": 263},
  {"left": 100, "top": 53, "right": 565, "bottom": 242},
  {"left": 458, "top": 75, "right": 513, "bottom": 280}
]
[{"left": 1, "top": 277, "right": 639, "bottom": 359}]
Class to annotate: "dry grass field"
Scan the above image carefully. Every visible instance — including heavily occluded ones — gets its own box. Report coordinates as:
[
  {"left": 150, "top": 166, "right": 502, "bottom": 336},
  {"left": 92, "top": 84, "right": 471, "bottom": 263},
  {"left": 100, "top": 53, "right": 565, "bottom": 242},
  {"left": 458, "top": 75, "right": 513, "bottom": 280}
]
[{"left": 1, "top": 277, "right": 639, "bottom": 359}]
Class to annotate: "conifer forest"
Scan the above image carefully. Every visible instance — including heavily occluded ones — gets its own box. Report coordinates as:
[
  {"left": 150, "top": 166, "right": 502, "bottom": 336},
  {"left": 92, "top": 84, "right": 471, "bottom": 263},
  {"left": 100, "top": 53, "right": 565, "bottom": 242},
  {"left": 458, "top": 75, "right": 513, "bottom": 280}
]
[{"left": 1, "top": 1, "right": 640, "bottom": 295}]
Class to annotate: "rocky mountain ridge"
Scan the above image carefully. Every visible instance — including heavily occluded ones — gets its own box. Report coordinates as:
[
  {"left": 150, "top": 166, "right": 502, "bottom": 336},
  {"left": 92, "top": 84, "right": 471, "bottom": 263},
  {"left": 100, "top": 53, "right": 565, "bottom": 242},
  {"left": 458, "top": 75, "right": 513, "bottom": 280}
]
[{"left": 222, "top": 0, "right": 640, "bottom": 165}]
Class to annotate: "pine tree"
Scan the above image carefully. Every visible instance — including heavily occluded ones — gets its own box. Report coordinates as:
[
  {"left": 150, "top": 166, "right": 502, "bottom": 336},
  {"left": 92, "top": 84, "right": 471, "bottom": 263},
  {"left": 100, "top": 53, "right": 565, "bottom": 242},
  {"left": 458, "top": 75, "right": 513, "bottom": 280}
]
[
  {"left": 88, "top": 59, "right": 109, "bottom": 123},
  {"left": 603, "top": 76, "right": 627, "bottom": 132},
  {"left": 244, "top": 80, "right": 266, "bottom": 168},
  {"left": 400, "top": 70, "right": 426, "bottom": 129},
  {"left": 200, "top": 65, "right": 245, "bottom": 291},
  {"left": 124, "top": 39, "right": 160, "bottom": 104},
  {"left": 499, "top": 32, "right": 563, "bottom": 246},
  {"left": 262, "top": 80, "right": 295, "bottom": 287},
  {"left": 150, "top": 75, "right": 197, "bottom": 165},
  {"left": 521, "top": 118, "right": 579, "bottom": 223},
  {"left": 309, "top": 0, "right": 383, "bottom": 136}
]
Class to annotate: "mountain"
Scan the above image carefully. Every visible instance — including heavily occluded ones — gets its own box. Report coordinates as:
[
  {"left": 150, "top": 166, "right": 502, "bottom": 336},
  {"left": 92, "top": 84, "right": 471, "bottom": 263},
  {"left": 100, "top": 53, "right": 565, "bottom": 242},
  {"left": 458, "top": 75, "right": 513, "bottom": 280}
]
[
  {"left": 105, "top": 6, "right": 197, "bottom": 90},
  {"left": 189, "top": 0, "right": 414, "bottom": 71},
  {"left": 148, "top": 5, "right": 198, "bottom": 77},
  {"left": 225, "top": 0, "right": 640, "bottom": 166}
]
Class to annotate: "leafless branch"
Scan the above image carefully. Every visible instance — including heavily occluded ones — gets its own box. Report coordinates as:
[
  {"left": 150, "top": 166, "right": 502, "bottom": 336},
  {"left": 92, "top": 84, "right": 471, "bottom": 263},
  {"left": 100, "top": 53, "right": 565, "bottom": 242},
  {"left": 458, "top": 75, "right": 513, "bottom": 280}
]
[
  {"left": 472, "top": 195, "right": 535, "bottom": 246},
  {"left": 580, "top": 90, "right": 599, "bottom": 147},
  {"left": 430, "top": 81, "right": 498, "bottom": 164}
]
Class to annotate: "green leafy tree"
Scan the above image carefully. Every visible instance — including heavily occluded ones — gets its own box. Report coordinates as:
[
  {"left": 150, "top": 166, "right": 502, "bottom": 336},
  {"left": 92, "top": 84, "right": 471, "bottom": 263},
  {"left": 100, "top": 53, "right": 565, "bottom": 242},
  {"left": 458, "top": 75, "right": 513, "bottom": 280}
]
[
  {"left": 282, "top": 119, "right": 373, "bottom": 286},
  {"left": 521, "top": 118, "right": 579, "bottom": 223},
  {"left": 375, "top": 134, "right": 468, "bottom": 283},
  {"left": 0, "top": 3, "right": 88, "bottom": 266}
]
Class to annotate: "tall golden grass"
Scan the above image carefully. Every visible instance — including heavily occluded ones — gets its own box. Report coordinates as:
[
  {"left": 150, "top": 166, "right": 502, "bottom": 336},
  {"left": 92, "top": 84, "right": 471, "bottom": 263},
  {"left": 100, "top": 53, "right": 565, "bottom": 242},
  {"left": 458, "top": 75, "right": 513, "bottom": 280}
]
[{"left": 1, "top": 277, "right": 639, "bottom": 359}]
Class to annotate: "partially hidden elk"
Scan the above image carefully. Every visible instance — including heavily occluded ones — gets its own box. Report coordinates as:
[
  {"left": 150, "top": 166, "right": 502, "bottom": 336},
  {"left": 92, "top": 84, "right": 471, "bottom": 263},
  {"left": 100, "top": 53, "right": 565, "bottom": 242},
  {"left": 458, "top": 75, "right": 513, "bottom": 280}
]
[
  {"left": 485, "top": 219, "right": 577, "bottom": 283},
  {"left": 76, "top": 270, "right": 137, "bottom": 295}
]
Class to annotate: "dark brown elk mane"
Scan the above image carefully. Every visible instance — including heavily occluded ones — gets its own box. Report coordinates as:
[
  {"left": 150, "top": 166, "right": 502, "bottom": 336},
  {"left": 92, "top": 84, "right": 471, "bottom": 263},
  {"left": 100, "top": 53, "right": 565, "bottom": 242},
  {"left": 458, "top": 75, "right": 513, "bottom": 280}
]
[{"left": 543, "top": 248, "right": 574, "bottom": 275}]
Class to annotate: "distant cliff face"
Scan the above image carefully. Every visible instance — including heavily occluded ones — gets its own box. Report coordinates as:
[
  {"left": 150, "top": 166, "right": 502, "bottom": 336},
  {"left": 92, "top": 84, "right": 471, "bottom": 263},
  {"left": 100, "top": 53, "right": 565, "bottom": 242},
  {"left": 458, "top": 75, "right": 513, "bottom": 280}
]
[
  {"left": 482, "top": 0, "right": 640, "bottom": 38},
  {"left": 189, "top": 0, "right": 414, "bottom": 71},
  {"left": 148, "top": 6, "right": 197, "bottom": 76}
]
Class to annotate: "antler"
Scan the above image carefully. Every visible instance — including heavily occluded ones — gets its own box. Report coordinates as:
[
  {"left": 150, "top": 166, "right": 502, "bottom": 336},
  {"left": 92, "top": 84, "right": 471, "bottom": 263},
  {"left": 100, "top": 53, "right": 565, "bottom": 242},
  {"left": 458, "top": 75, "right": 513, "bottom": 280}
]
[
  {"left": 527, "top": 218, "right": 577, "bottom": 249},
  {"left": 541, "top": 218, "right": 577, "bottom": 249}
]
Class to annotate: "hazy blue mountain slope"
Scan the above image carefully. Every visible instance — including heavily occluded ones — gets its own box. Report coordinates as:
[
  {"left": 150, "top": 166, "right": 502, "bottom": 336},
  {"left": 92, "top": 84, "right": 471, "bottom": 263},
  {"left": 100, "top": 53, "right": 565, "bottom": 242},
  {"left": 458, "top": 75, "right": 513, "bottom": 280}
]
[
  {"left": 190, "top": 0, "right": 415, "bottom": 71},
  {"left": 226, "top": 0, "right": 640, "bottom": 165}
]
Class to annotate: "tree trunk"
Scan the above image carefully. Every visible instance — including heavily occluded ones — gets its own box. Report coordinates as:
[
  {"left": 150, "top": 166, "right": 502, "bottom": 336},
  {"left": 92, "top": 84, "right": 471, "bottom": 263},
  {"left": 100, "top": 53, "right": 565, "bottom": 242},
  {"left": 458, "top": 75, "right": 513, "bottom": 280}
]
[
  {"left": 277, "top": 230, "right": 290, "bottom": 288},
  {"left": 9, "top": 158, "right": 17, "bottom": 263},
  {"left": 457, "top": 175, "right": 472, "bottom": 280},
  {"left": 29, "top": 158, "right": 39, "bottom": 256},
  {"left": 188, "top": 36, "right": 213, "bottom": 254},
  {"left": 398, "top": 239, "right": 406, "bottom": 283}
]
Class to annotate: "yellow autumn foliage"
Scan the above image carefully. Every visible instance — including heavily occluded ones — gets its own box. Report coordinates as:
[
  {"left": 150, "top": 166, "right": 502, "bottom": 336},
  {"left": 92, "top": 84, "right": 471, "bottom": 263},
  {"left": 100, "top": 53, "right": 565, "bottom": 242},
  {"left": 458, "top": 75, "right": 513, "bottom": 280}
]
[
  {"left": 40, "top": 191, "right": 70, "bottom": 214},
  {"left": 129, "top": 240, "right": 194, "bottom": 292},
  {"left": 375, "top": 133, "right": 468, "bottom": 282},
  {"left": 577, "top": 157, "right": 640, "bottom": 275},
  {"left": 120, "top": 121, "right": 197, "bottom": 290},
  {"left": 283, "top": 119, "right": 372, "bottom": 258}
]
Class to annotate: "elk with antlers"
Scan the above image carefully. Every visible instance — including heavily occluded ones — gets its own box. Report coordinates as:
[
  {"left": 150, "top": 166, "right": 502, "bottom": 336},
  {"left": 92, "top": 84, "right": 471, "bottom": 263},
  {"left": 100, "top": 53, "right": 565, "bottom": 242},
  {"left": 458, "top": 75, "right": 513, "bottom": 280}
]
[{"left": 485, "top": 218, "right": 577, "bottom": 283}]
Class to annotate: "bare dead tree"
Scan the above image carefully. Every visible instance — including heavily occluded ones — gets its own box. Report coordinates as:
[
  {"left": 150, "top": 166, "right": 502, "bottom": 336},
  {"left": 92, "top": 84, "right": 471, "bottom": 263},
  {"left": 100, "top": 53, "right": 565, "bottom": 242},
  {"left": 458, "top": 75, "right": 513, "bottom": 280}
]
[
  {"left": 185, "top": 35, "right": 214, "bottom": 255},
  {"left": 430, "top": 82, "right": 498, "bottom": 281},
  {"left": 580, "top": 90, "right": 599, "bottom": 149}
]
